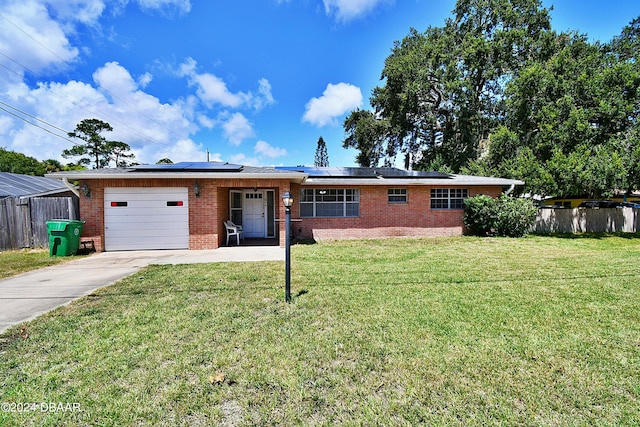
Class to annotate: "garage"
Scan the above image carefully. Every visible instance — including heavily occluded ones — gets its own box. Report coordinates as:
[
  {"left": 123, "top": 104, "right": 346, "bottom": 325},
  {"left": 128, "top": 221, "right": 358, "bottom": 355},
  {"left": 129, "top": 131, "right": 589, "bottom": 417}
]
[{"left": 104, "top": 187, "right": 189, "bottom": 251}]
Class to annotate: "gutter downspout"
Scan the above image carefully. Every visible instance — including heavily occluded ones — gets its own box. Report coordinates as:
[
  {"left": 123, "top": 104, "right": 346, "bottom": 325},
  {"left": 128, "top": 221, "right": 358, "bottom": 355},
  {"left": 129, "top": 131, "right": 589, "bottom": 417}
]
[
  {"left": 504, "top": 184, "right": 515, "bottom": 196},
  {"left": 62, "top": 177, "right": 80, "bottom": 197}
]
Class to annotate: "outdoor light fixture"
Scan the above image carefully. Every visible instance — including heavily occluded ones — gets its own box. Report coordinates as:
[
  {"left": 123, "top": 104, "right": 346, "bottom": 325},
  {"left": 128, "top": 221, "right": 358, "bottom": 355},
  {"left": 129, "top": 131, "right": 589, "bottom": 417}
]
[
  {"left": 282, "top": 191, "right": 293, "bottom": 302},
  {"left": 80, "top": 183, "right": 91, "bottom": 198},
  {"left": 282, "top": 191, "right": 294, "bottom": 209},
  {"left": 194, "top": 182, "right": 201, "bottom": 198}
]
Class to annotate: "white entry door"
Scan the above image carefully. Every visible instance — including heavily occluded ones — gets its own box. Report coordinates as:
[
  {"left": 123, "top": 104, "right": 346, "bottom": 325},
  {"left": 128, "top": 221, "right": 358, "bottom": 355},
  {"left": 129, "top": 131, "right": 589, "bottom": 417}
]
[{"left": 243, "top": 192, "right": 266, "bottom": 238}]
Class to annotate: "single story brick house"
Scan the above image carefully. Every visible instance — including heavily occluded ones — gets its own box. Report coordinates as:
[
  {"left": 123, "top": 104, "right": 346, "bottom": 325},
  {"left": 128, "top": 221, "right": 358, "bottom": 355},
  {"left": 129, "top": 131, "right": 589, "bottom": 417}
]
[{"left": 47, "top": 162, "right": 523, "bottom": 251}]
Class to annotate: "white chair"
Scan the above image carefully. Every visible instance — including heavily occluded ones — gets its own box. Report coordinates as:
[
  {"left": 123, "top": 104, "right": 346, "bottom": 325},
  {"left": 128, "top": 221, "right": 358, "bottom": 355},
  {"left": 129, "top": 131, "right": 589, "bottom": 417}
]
[{"left": 224, "top": 220, "right": 244, "bottom": 246}]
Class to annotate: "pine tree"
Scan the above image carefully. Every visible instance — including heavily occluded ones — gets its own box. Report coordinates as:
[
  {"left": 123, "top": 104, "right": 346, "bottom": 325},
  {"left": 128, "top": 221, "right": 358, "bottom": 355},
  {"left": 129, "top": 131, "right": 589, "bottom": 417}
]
[{"left": 314, "top": 136, "right": 329, "bottom": 167}]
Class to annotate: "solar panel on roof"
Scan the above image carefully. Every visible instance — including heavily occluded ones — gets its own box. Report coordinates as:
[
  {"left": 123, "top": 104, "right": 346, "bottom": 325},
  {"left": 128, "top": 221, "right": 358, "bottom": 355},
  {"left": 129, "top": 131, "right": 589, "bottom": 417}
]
[
  {"left": 375, "top": 168, "right": 451, "bottom": 179},
  {"left": 132, "top": 162, "right": 243, "bottom": 172},
  {"left": 344, "top": 168, "right": 378, "bottom": 177},
  {"left": 274, "top": 166, "right": 452, "bottom": 179}
]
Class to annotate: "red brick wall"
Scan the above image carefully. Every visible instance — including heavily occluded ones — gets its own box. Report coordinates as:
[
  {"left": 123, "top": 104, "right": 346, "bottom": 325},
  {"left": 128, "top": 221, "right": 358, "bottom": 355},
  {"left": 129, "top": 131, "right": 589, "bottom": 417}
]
[
  {"left": 79, "top": 177, "right": 293, "bottom": 251},
  {"left": 78, "top": 181, "right": 104, "bottom": 251},
  {"left": 78, "top": 177, "right": 505, "bottom": 250},
  {"left": 293, "top": 185, "right": 503, "bottom": 241}
]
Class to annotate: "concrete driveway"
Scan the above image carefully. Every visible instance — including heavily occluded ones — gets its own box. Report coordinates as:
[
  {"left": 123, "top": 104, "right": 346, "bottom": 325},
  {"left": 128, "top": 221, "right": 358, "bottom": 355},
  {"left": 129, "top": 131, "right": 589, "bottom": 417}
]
[{"left": 0, "top": 246, "right": 284, "bottom": 334}]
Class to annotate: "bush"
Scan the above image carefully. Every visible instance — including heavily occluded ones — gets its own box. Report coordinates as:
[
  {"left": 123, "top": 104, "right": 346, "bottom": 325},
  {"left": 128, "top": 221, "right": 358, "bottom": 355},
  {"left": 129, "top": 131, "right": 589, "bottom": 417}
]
[
  {"left": 463, "top": 194, "right": 496, "bottom": 236},
  {"left": 464, "top": 195, "right": 537, "bottom": 237},
  {"left": 495, "top": 195, "right": 538, "bottom": 237}
]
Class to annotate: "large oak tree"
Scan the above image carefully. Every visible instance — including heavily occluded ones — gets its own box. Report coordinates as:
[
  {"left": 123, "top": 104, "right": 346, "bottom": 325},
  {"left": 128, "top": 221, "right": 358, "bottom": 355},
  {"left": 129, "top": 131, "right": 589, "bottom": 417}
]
[
  {"left": 344, "top": 0, "right": 552, "bottom": 172},
  {"left": 344, "top": 0, "right": 640, "bottom": 198}
]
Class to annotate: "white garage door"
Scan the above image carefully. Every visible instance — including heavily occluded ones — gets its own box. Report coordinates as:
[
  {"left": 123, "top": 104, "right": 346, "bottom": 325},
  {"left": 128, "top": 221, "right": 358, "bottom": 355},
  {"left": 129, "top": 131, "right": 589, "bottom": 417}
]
[{"left": 104, "top": 187, "right": 189, "bottom": 251}]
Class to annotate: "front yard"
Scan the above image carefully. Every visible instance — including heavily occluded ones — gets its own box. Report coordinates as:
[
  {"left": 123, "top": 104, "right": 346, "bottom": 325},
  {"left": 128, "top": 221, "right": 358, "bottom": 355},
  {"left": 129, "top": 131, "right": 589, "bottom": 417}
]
[
  {"left": 0, "top": 249, "right": 72, "bottom": 280},
  {"left": 1, "top": 235, "right": 639, "bottom": 426}
]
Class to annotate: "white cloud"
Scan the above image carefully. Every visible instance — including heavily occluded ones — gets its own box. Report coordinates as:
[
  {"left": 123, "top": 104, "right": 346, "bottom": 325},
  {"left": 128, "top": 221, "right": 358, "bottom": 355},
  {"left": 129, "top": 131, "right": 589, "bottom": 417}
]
[
  {"left": 93, "top": 61, "right": 138, "bottom": 96},
  {"left": 254, "top": 140, "right": 287, "bottom": 158},
  {"left": 1, "top": 61, "right": 198, "bottom": 164},
  {"left": 45, "top": 0, "right": 106, "bottom": 25},
  {"left": 136, "top": 0, "right": 191, "bottom": 16},
  {"left": 192, "top": 72, "right": 246, "bottom": 108},
  {"left": 323, "top": 0, "right": 392, "bottom": 22},
  {"left": 0, "top": 2, "right": 281, "bottom": 167},
  {"left": 196, "top": 113, "right": 216, "bottom": 129},
  {"left": 0, "top": 115, "right": 13, "bottom": 133},
  {"left": 303, "top": 82, "right": 362, "bottom": 127},
  {"left": 178, "top": 58, "right": 274, "bottom": 110},
  {"left": 138, "top": 72, "right": 153, "bottom": 88},
  {"left": 229, "top": 152, "right": 259, "bottom": 166},
  {"left": 254, "top": 78, "right": 275, "bottom": 110},
  {"left": 0, "top": 0, "right": 80, "bottom": 76},
  {"left": 222, "top": 112, "right": 254, "bottom": 146},
  {"left": 139, "top": 138, "right": 208, "bottom": 164}
]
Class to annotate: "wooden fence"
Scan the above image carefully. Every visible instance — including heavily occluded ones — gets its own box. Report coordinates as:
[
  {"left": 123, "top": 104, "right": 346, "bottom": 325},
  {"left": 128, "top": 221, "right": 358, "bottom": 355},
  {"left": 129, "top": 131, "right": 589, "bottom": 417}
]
[
  {"left": 0, "top": 196, "right": 79, "bottom": 250},
  {"left": 534, "top": 207, "right": 640, "bottom": 233}
]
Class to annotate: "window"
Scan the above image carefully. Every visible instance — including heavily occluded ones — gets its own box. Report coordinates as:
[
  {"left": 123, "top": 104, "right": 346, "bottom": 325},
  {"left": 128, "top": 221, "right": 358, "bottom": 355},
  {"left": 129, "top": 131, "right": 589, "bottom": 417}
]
[
  {"left": 431, "top": 188, "right": 468, "bottom": 209},
  {"left": 266, "top": 190, "right": 275, "bottom": 238},
  {"left": 230, "top": 191, "right": 243, "bottom": 225},
  {"left": 300, "top": 189, "right": 360, "bottom": 217},
  {"left": 388, "top": 188, "right": 407, "bottom": 203}
]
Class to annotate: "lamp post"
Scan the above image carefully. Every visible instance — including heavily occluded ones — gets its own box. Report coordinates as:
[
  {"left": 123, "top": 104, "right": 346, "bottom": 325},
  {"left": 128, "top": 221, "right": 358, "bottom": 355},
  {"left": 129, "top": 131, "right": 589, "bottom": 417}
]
[{"left": 282, "top": 191, "right": 294, "bottom": 303}]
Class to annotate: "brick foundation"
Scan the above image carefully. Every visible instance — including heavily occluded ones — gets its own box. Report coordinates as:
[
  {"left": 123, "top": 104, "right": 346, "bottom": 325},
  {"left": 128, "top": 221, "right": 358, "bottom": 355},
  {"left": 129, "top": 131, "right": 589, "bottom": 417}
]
[{"left": 292, "top": 185, "right": 502, "bottom": 242}]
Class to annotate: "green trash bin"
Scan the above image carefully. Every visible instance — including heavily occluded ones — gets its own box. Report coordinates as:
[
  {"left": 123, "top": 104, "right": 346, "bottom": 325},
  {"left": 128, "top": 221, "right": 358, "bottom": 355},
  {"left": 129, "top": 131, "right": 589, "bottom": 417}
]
[{"left": 47, "top": 219, "right": 85, "bottom": 257}]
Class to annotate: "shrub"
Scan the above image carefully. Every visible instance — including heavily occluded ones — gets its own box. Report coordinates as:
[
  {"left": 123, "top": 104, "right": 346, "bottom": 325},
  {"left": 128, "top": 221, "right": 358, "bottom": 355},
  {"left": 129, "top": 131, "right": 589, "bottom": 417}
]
[
  {"left": 464, "top": 195, "right": 537, "bottom": 237},
  {"left": 463, "top": 194, "right": 497, "bottom": 236},
  {"left": 494, "top": 195, "right": 538, "bottom": 237}
]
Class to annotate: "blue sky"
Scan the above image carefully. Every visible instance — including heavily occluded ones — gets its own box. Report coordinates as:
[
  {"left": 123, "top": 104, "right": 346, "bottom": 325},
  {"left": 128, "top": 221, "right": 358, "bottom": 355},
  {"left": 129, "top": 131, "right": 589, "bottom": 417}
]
[{"left": 0, "top": 0, "right": 638, "bottom": 168}]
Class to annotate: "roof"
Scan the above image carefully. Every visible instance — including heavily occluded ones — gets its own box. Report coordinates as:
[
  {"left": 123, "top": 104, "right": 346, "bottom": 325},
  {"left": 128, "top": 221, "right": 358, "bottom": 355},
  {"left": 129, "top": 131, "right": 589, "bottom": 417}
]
[
  {"left": 276, "top": 166, "right": 523, "bottom": 187},
  {"left": 45, "top": 162, "right": 523, "bottom": 187},
  {"left": 0, "top": 172, "right": 71, "bottom": 198},
  {"left": 131, "top": 162, "right": 244, "bottom": 172},
  {"left": 46, "top": 162, "right": 307, "bottom": 183},
  {"left": 276, "top": 166, "right": 451, "bottom": 179}
]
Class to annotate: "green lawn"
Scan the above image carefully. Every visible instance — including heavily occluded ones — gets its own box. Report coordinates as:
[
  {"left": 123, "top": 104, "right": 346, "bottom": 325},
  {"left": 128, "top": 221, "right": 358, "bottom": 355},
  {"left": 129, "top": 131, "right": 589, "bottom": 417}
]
[
  {"left": 1, "top": 235, "right": 639, "bottom": 426},
  {"left": 0, "top": 249, "right": 73, "bottom": 280}
]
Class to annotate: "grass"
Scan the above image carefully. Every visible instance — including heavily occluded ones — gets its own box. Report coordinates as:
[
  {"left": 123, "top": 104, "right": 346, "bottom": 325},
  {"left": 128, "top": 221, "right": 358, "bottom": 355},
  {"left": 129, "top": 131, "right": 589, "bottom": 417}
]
[
  {"left": 1, "top": 235, "right": 639, "bottom": 426},
  {"left": 0, "top": 248, "right": 75, "bottom": 280}
]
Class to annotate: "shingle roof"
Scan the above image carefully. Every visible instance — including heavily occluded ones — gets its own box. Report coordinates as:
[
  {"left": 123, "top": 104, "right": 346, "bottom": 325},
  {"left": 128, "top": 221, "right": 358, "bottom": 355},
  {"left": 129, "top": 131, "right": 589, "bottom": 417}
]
[
  {"left": 276, "top": 166, "right": 451, "bottom": 179},
  {"left": 45, "top": 163, "right": 524, "bottom": 187},
  {"left": 46, "top": 162, "right": 307, "bottom": 181},
  {"left": 277, "top": 167, "right": 524, "bottom": 187},
  {"left": 0, "top": 172, "right": 70, "bottom": 198}
]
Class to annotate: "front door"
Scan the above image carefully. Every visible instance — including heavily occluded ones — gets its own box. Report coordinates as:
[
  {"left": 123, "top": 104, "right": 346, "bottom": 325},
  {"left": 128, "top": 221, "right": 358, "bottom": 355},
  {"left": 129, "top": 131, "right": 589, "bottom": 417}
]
[{"left": 243, "top": 192, "right": 265, "bottom": 238}]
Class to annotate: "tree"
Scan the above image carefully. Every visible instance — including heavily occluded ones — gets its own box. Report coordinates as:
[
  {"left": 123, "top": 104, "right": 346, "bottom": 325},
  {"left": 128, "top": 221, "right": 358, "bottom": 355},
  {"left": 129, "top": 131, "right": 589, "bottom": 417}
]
[
  {"left": 156, "top": 158, "right": 174, "bottom": 164},
  {"left": 342, "top": 110, "right": 390, "bottom": 167},
  {"left": 0, "top": 148, "right": 46, "bottom": 175},
  {"left": 106, "top": 141, "right": 136, "bottom": 167},
  {"left": 314, "top": 137, "right": 329, "bottom": 167},
  {"left": 63, "top": 119, "right": 135, "bottom": 168},
  {"left": 477, "top": 27, "right": 640, "bottom": 197},
  {"left": 343, "top": 0, "right": 552, "bottom": 171},
  {"left": 609, "top": 16, "right": 640, "bottom": 61},
  {"left": 41, "top": 159, "right": 64, "bottom": 173},
  {"left": 63, "top": 119, "right": 112, "bottom": 168}
]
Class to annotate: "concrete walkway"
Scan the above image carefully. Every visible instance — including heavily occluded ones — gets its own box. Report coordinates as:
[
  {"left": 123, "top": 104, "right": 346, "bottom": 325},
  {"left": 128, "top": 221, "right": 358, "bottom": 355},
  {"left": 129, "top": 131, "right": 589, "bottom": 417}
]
[{"left": 0, "top": 246, "right": 284, "bottom": 334}]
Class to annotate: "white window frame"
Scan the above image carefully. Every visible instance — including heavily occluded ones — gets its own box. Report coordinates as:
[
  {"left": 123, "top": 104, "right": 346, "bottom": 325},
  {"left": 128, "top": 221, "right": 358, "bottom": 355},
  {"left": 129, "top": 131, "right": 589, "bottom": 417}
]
[
  {"left": 300, "top": 188, "right": 360, "bottom": 217},
  {"left": 431, "top": 188, "right": 468, "bottom": 209},
  {"left": 388, "top": 188, "right": 408, "bottom": 203}
]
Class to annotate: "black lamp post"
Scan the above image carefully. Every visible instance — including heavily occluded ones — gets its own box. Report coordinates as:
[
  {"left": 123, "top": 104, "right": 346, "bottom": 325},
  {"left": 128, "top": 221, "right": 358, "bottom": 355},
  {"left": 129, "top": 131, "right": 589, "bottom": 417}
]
[{"left": 282, "top": 191, "right": 294, "bottom": 302}]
